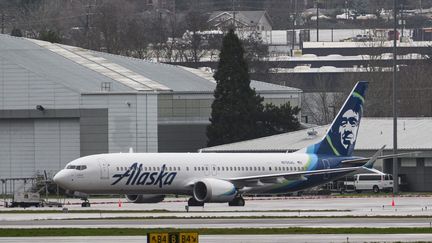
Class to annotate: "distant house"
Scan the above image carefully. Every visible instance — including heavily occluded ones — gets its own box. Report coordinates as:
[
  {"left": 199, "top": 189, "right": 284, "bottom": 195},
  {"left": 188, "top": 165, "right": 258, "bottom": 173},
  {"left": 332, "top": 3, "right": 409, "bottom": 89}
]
[
  {"left": 208, "top": 11, "right": 273, "bottom": 32},
  {"left": 145, "top": 0, "right": 175, "bottom": 12}
]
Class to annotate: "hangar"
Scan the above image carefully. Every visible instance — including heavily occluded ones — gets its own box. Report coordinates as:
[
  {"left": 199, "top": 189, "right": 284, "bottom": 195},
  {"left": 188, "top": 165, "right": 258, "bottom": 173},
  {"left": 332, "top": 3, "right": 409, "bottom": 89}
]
[
  {"left": 202, "top": 118, "right": 432, "bottom": 192},
  {"left": 0, "top": 34, "right": 301, "bottom": 179}
]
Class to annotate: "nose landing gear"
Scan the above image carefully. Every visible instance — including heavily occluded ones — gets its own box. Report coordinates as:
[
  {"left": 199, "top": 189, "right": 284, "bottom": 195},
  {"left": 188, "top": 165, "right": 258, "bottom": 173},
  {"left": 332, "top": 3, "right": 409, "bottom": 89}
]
[
  {"left": 81, "top": 198, "right": 91, "bottom": 207},
  {"left": 228, "top": 196, "right": 245, "bottom": 206}
]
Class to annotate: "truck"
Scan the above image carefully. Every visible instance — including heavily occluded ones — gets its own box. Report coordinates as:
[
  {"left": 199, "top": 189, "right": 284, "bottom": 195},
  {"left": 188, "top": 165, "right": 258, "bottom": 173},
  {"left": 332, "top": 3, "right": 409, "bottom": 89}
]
[{"left": 9, "top": 192, "right": 43, "bottom": 208}]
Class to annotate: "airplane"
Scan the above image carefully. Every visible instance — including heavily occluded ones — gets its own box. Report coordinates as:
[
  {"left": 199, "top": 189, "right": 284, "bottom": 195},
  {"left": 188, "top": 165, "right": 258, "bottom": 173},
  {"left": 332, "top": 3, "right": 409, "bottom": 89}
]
[{"left": 53, "top": 81, "right": 398, "bottom": 207}]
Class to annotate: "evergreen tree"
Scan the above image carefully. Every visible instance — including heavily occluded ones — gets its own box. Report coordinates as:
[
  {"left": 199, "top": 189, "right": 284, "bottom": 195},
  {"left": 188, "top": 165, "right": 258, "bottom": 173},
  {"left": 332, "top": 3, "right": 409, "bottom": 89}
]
[
  {"left": 207, "top": 29, "right": 301, "bottom": 147},
  {"left": 11, "top": 28, "right": 23, "bottom": 37},
  {"left": 207, "top": 29, "right": 263, "bottom": 147},
  {"left": 39, "top": 30, "right": 61, "bottom": 43},
  {"left": 257, "top": 103, "right": 300, "bottom": 137}
]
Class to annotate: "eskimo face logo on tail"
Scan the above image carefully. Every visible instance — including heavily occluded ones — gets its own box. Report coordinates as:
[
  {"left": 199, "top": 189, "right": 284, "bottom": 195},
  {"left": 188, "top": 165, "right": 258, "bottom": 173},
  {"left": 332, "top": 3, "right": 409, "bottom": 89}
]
[
  {"left": 339, "top": 109, "right": 359, "bottom": 149},
  {"left": 111, "top": 163, "right": 176, "bottom": 188}
]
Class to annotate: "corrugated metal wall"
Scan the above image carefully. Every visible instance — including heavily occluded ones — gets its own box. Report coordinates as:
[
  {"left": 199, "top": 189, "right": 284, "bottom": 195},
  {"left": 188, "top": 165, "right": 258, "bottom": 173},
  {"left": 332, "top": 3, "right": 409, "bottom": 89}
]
[{"left": 0, "top": 119, "right": 79, "bottom": 178}]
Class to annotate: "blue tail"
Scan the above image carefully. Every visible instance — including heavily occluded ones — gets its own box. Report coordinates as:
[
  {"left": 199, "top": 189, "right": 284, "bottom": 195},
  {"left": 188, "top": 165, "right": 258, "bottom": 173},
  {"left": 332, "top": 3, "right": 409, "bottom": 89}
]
[{"left": 300, "top": 81, "right": 368, "bottom": 157}]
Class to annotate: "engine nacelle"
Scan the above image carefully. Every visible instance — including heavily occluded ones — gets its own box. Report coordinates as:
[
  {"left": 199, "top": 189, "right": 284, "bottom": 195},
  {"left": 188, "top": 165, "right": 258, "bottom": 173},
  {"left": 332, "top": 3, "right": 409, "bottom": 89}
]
[
  {"left": 125, "top": 194, "right": 165, "bottom": 203},
  {"left": 193, "top": 178, "right": 237, "bottom": 203}
]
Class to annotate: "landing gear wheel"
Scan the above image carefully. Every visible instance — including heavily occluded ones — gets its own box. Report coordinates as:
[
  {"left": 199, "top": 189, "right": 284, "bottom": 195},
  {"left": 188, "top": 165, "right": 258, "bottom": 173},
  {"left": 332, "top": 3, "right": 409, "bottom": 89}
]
[
  {"left": 81, "top": 199, "right": 91, "bottom": 207},
  {"left": 188, "top": 197, "right": 204, "bottom": 207},
  {"left": 229, "top": 196, "right": 245, "bottom": 207}
]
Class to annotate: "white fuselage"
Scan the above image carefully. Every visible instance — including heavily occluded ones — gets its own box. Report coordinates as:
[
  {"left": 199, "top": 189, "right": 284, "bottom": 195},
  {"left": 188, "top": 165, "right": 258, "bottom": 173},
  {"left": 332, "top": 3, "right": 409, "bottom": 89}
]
[{"left": 53, "top": 152, "right": 328, "bottom": 196}]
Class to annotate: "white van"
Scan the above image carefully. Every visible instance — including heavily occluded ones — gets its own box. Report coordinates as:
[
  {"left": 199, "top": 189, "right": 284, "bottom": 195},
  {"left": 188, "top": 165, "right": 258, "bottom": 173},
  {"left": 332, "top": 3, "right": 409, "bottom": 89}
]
[{"left": 353, "top": 174, "right": 393, "bottom": 193}]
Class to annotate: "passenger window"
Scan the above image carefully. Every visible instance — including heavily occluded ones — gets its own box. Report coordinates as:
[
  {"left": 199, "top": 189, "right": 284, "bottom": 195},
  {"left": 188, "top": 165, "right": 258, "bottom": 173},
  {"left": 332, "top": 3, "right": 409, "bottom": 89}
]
[
  {"left": 234, "top": 167, "right": 237, "bottom": 171},
  {"left": 217, "top": 167, "right": 220, "bottom": 171},
  {"left": 258, "top": 167, "right": 261, "bottom": 171},
  {"left": 178, "top": 167, "right": 180, "bottom": 171},
  {"left": 249, "top": 167, "right": 252, "bottom": 171}
]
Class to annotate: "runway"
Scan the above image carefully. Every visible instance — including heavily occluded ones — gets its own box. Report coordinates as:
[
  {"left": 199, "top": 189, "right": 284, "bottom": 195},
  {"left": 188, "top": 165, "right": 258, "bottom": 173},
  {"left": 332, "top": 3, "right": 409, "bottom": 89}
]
[
  {"left": 1, "top": 235, "right": 432, "bottom": 243},
  {"left": 1, "top": 196, "right": 432, "bottom": 242},
  {"left": 1, "top": 217, "right": 432, "bottom": 229}
]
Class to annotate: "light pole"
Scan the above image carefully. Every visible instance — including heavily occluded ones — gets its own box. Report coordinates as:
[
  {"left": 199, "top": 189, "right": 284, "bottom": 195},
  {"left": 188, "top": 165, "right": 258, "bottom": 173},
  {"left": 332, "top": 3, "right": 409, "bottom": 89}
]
[
  {"left": 316, "top": 1, "right": 319, "bottom": 41},
  {"left": 392, "top": 0, "right": 399, "bottom": 194}
]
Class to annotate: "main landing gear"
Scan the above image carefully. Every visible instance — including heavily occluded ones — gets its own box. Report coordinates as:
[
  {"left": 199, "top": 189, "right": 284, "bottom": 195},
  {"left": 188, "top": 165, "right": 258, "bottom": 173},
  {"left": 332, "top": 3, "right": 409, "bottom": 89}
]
[
  {"left": 186, "top": 196, "right": 245, "bottom": 207},
  {"left": 228, "top": 196, "right": 245, "bottom": 206},
  {"left": 187, "top": 197, "right": 204, "bottom": 207}
]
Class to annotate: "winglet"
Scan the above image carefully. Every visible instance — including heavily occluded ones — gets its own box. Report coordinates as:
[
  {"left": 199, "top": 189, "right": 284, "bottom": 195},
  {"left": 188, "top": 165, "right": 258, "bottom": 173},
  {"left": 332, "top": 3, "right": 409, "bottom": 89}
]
[{"left": 363, "top": 145, "right": 386, "bottom": 169}]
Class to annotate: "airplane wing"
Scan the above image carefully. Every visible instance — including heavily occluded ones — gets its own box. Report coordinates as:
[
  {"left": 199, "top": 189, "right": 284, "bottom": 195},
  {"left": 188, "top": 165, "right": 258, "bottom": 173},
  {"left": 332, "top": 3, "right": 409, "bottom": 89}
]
[
  {"left": 341, "top": 152, "right": 418, "bottom": 165},
  {"left": 227, "top": 147, "right": 386, "bottom": 187},
  {"left": 226, "top": 166, "right": 362, "bottom": 186}
]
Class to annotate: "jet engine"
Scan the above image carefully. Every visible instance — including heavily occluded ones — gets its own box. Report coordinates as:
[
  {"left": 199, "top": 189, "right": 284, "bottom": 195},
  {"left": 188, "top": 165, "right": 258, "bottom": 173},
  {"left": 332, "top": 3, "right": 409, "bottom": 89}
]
[
  {"left": 125, "top": 194, "right": 165, "bottom": 203},
  {"left": 193, "top": 178, "right": 237, "bottom": 203}
]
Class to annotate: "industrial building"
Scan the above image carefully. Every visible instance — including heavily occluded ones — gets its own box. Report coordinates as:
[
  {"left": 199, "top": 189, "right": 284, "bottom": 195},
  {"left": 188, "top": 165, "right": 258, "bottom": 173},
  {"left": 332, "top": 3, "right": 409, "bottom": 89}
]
[
  {"left": 0, "top": 34, "right": 301, "bottom": 179},
  {"left": 202, "top": 118, "right": 432, "bottom": 192}
]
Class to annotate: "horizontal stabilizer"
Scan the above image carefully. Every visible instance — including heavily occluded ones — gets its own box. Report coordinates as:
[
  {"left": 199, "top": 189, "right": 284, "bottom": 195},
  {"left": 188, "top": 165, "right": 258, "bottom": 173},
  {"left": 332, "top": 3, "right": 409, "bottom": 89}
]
[{"left": 363, "top": 145, "right": 386, "bottom": 169}]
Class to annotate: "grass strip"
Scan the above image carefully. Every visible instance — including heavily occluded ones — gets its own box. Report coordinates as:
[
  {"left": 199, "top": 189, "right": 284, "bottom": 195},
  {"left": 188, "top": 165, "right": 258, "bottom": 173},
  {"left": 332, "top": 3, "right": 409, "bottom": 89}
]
[{"left": 1, "top": 227, "right": 432, "bottom": 237}]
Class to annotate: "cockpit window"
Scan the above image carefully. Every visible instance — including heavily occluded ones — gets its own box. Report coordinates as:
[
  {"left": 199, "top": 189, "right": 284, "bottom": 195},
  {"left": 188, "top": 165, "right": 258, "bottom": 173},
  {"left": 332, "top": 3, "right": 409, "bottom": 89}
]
[
  {"left": 66, "top": 165, "right": 87, "bottom": 170},
  {"left": 76, "top": 165, "right": 87, "bottom": 170}
]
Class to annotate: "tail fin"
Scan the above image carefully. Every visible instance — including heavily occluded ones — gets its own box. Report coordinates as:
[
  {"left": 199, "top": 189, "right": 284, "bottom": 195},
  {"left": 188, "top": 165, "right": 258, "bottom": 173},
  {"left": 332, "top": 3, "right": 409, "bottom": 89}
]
[{"left": 300, "top": 81, "right": 368, "bottom": 156}]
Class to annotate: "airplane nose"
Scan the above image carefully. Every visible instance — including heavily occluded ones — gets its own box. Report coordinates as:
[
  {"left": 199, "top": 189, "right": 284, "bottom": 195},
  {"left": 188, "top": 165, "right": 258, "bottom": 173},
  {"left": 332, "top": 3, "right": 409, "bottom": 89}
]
[{"left": 53, "top": 170, "right": 68, "bottom": 188}]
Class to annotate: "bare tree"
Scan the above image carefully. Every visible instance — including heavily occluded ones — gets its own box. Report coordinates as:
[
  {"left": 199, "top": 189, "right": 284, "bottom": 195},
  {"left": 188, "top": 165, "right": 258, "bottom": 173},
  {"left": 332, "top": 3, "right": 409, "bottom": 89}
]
[{"left": 302, "top": 75, "right": 347, "bottom": 125}]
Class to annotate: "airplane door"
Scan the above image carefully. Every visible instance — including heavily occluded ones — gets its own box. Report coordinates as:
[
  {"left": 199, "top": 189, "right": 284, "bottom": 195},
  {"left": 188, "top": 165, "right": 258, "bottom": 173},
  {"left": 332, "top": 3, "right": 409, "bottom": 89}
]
[
  {"left": 322, "top": 159, "right": 330, "bottom": 180},
  {"left": 211, "top": 164, "right": 217, "bottom": 176},
  {"left": 99, "top": 162, "right": 110, "bottom": 180},
  {"left": 204, "top": 164, "right": 210, "bottom": 176}
]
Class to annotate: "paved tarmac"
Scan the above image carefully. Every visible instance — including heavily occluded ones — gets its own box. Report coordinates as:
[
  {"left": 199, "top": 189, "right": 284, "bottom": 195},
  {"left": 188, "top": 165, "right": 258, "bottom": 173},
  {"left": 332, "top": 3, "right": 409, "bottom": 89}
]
[
  {"left": 1, "top": 196, "right": 432, "bottom": 242},
  {"left": 1, "top": 217, "right": 432, "bottom": 229},
  {"left": 1, "top": 196, "right": 432, "bottom": 220},
  {"left": 0, "top": 235, "right": 431, "bottom": 243}
]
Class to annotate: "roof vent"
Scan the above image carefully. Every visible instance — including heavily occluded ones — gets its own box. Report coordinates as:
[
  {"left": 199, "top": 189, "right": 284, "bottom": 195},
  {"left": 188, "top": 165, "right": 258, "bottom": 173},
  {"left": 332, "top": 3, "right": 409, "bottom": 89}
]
[
  {"left": 101, "top": 82, "right": 111, "bottom": 92},
  {"left": 307, "top": 129, "right": 318, "bottom": 137}
]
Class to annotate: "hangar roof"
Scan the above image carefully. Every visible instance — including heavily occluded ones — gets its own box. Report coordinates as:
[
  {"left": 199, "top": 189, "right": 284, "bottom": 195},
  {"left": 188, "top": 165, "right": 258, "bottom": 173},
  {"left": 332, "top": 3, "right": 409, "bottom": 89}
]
[
  {"left": 201, "top": 118, "right": 432, "bottom": 152},
  {"left": 0, "top": 34, "right": 299, "bottom": 94}
]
